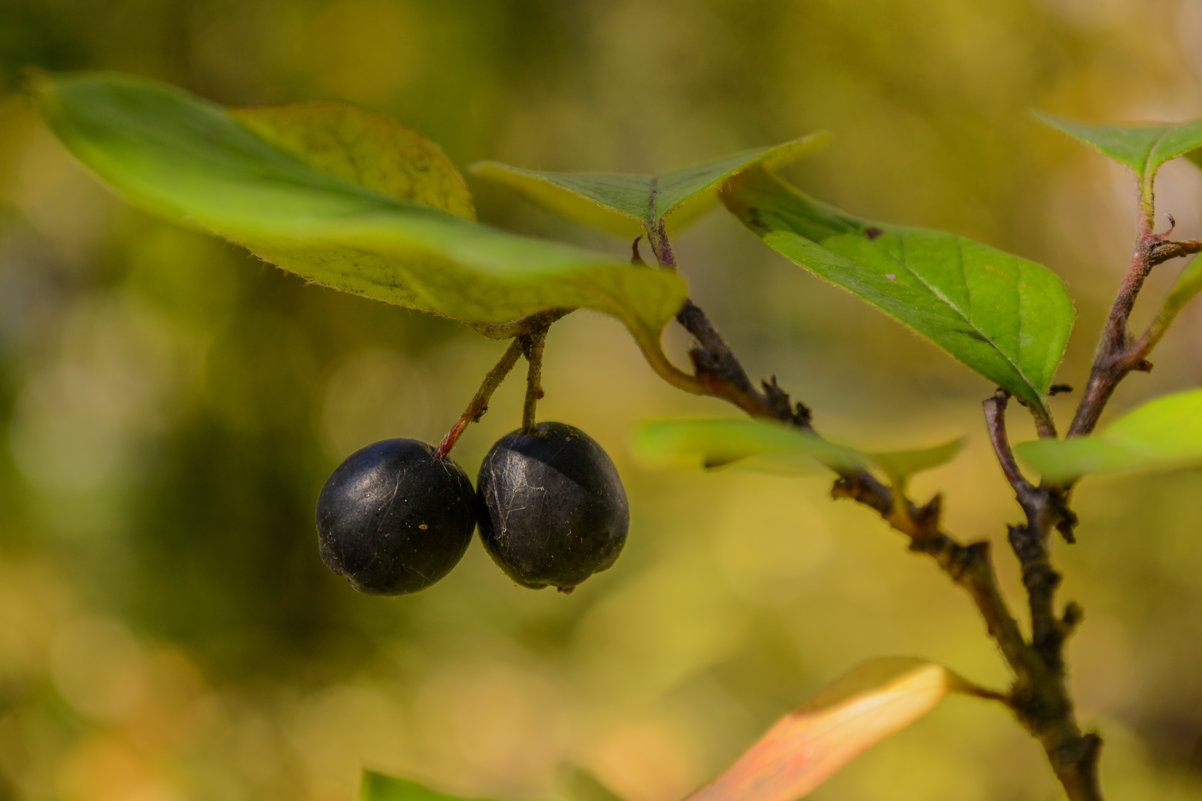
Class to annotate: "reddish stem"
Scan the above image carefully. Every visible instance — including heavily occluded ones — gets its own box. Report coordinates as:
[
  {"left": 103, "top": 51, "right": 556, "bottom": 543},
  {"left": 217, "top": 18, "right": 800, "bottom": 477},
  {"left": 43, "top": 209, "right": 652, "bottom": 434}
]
[{"left": 433, "top": 338, "right": 523, "bottom": 460}]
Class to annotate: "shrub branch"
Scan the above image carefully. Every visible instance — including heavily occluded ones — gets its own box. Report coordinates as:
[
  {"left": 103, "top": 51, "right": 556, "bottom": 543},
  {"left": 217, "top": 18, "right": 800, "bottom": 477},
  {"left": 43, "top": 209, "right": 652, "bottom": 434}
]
[{"left": 635, "top": 231, "right": 1107, "bottom": 801}]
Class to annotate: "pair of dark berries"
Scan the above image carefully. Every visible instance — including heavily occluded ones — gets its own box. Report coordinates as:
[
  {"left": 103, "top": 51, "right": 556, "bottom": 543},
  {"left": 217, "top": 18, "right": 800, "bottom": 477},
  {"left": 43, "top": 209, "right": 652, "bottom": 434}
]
[{"left": 316, "top": 422, "right": 629, "bottom": 594}]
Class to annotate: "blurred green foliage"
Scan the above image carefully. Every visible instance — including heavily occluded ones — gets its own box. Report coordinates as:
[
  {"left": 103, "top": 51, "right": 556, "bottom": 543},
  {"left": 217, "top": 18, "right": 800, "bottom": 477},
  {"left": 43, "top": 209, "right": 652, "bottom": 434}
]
[{"left": 2, "top": 1, "right": 1202, "bottom": 800}]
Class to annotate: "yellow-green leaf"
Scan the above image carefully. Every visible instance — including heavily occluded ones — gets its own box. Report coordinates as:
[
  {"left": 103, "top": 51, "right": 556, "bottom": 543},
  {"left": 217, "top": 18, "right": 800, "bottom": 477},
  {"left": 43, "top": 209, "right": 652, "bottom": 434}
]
[
  {"left": 634, "top": 418, "right": 961, "bottom": 480},
  {"left": 229, "top": 102, "right": 476, "bottom": 219},
  {"left": 31, "top": 71, "right": 687, "bottom": 338},
  {"left": 1015, "top": 388, "right": 1202, "bottom": 481},
  {"left": 635, "top": 418, "right": 866, "bottom": 474},
  {"left": 471, "top": 134, "right": 830, "bottom": 238},
  {"left": 869, "top": 437, "right": 965, "bottom": 483}
]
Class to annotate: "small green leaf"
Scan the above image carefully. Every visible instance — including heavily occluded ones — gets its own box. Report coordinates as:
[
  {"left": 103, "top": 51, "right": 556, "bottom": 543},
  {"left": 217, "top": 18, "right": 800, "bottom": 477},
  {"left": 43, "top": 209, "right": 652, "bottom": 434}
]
[
  {"left": 31, "top": 71, "right": 686, "bottom": 338},
  {"left": 722, "top": 168, "right": 1073, "bottom": 413},
  {"left": 634, "top": 418, "right": 961, "bottom": 480},
  {"left": 471, "top": 134, "right": 830, "bottom": 238},
  {"left": 869, "top": 438, "right": 965, "bottom": 483},
  {"left": 684, "top": 658, "right": 991, "bottom": 801},
  {"left": 1015, "top": 388, "right": 1202, "bottom": 481},
  {"left": 1035, "top": 112, "right": 1202, "bottom": 213},
  {"left": 359, "top": 771, "right": 504, "bottom": 801}
]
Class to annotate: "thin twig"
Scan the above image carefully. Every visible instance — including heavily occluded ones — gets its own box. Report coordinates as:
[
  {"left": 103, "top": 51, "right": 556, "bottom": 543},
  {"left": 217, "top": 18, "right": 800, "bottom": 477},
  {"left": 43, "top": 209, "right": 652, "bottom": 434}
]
[
  {"left": 1149, "top": 237, "right": 1202, "bottom": 266},
  {"left": 984, "top": 390, "right": 1034, "bottom": 494},
  {"left": 1068, "top": 222, "right": 1167, "bottom": 438},
  {"left": 645, "top": 217, "right": 678, "bottom": 268},
  {"left": 676, "top": 299, "right": 813, "bottom": 427},
  {"left": 434, "top": 339, "right": 524, "bottom": 460},
  {"left": 468, "top": 308, "right": 572, "bottom": 340},
  {"left": 520, "top": 325, "right": 548, "bottom": 434}
]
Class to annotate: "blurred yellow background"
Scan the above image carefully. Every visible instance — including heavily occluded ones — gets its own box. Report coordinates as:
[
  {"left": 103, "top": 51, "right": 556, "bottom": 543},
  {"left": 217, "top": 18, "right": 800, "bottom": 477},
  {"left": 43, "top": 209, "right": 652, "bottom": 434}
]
[{"left": 3, "top": 1, "right": 1202, "bottom": 799}]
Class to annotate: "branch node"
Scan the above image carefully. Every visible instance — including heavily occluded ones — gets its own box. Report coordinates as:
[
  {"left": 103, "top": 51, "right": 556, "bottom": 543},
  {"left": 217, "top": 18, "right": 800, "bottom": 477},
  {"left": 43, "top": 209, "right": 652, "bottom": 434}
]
[
  {"left": 1061, "top": 602, "right": 1084, "bottom": 634},
  {"left": 1053, "top": 494, "right": 1079, "bottom": 544},
  {"left": 830, "top": 477, "right": 855, "bottom": 502},
  {"left": 916, "top": 493, "right": 944, "bottom": 532},
  {"left": 954, "top": 540, "right": 990, "bottom": 579},
  {"left": 762, "top": 375, "right": 812, "bottom": 427}
]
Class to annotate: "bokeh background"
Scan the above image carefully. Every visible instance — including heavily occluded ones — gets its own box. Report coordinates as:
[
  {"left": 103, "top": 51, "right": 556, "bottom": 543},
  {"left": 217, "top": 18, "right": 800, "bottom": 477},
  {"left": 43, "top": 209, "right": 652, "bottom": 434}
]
[{"left": 3, "top": 1, "right": 1202, "bottom": 799}]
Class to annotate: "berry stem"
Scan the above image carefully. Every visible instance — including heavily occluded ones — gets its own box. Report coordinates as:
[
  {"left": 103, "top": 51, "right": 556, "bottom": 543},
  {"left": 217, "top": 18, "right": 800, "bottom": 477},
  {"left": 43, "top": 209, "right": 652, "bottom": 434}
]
[
  {"left": 434, "top": 338, "right": 524, "bottom": 460},
  {"left": 520, "top": 324, "right": 549, "bottom": 434},
  {"left": 468, "top": 308, "right": 572, "bottom": 339}
]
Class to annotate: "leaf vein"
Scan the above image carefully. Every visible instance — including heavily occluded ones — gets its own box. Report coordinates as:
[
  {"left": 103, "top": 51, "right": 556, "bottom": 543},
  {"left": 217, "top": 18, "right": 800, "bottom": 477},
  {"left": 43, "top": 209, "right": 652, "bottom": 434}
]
[{"left": 875, "top": 233, "right": 1035, "bottom": 397}]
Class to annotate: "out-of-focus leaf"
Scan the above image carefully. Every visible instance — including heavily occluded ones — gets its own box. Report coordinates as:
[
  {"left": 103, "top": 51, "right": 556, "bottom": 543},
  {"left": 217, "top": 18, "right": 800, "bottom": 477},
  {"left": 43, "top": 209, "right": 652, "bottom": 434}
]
[
  {"left": 1015, "top": 389, "right": 1202, "bottom": 481},
  {"left": 722, "top": 168, "right": 1072, "bottom": 414},
  {"left": 634, "top": 418, "right": 961, "bottom": 480},
  {"left": 359, "top": 771, "right": 504, "bottom": 801},
  {"left": 31, "top": 71, "right": 687, "bottom": 338},
  {"left": 869, "top": 438, "right": 964, "bottom": 481},
  {"left": 635, "top": 418, "right": 866, "bottom": 474},
  {"left": 471, "top": 134, "right": 829, "bottom": 238},
  {"left": 1036, "top": 112, "right": 1202, "bottom": 210},
  {"left": 684, "top": 658, "right": 985, "bottom": 801}
]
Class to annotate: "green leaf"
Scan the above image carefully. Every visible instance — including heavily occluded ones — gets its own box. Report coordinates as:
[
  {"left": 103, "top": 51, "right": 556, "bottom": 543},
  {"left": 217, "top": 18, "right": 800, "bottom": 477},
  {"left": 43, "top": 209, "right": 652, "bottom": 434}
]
[
  {"left": 471, "top": 134, "right": 830, "bottom": 238},
  {"left": 1015, "top": 388, "right": 1202, "bottom": 481},
  {"left": 634, "top": 418, "right": 961, "bottom": 480},
  {"left": 684, "top": 658, "right": 990, "bottom": 801},
  {"left": 30, "top": 71, "right": 687, "bottom": 338},
  {"left": 722, "top": 168, "right": 1073, "bottom": 413},
  {"left": 869, "top": 437, "right": 965, "bottom": 483},
  {"left": 1035, "top": 112, "right": 1202, "bottom": 213},
  {"left": 359, "top": 771, "right": 504, "bottom": 801}
]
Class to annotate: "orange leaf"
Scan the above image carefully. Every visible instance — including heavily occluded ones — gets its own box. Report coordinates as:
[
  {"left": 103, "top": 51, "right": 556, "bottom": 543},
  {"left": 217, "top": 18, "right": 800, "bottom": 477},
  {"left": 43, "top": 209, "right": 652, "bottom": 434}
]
[{"left": 685, "top": 658, "right": 987, "bottom": 801}]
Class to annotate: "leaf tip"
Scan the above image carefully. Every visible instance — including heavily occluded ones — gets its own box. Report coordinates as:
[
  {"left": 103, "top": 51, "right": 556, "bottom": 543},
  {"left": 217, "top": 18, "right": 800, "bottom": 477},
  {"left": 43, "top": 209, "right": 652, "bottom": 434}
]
[
  {"left": 466, "top": 159, "right": 500, "bottom": 177},
  {"left": 759, "top": 130, "right": 835, "bottom": 170}
]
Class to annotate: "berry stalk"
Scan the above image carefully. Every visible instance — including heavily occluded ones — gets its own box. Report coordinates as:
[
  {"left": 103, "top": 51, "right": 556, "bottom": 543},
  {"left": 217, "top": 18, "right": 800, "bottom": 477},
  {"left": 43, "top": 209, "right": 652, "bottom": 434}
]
[{"left": 434, "top": 338, "right": 524, "bottom": 460}]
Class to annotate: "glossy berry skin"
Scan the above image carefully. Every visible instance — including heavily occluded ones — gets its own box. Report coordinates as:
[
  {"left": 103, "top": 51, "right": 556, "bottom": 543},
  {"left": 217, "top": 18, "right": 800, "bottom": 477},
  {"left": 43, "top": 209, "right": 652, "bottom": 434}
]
[
  {"left": 316, "top": 438, "right": 476, "bottom": 595},
  {"left": 477, "top": 422, "right": 629, "bottom": 591}
]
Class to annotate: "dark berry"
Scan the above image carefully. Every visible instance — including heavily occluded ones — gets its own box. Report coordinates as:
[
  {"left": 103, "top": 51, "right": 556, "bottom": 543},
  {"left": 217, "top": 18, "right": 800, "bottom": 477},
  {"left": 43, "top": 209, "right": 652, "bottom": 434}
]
[
  {"left": 477, "top": 421, "right": 628, "bottom": 591},
  {"left": 316, "top": 438, "right": 476, "bottom": 595}
]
